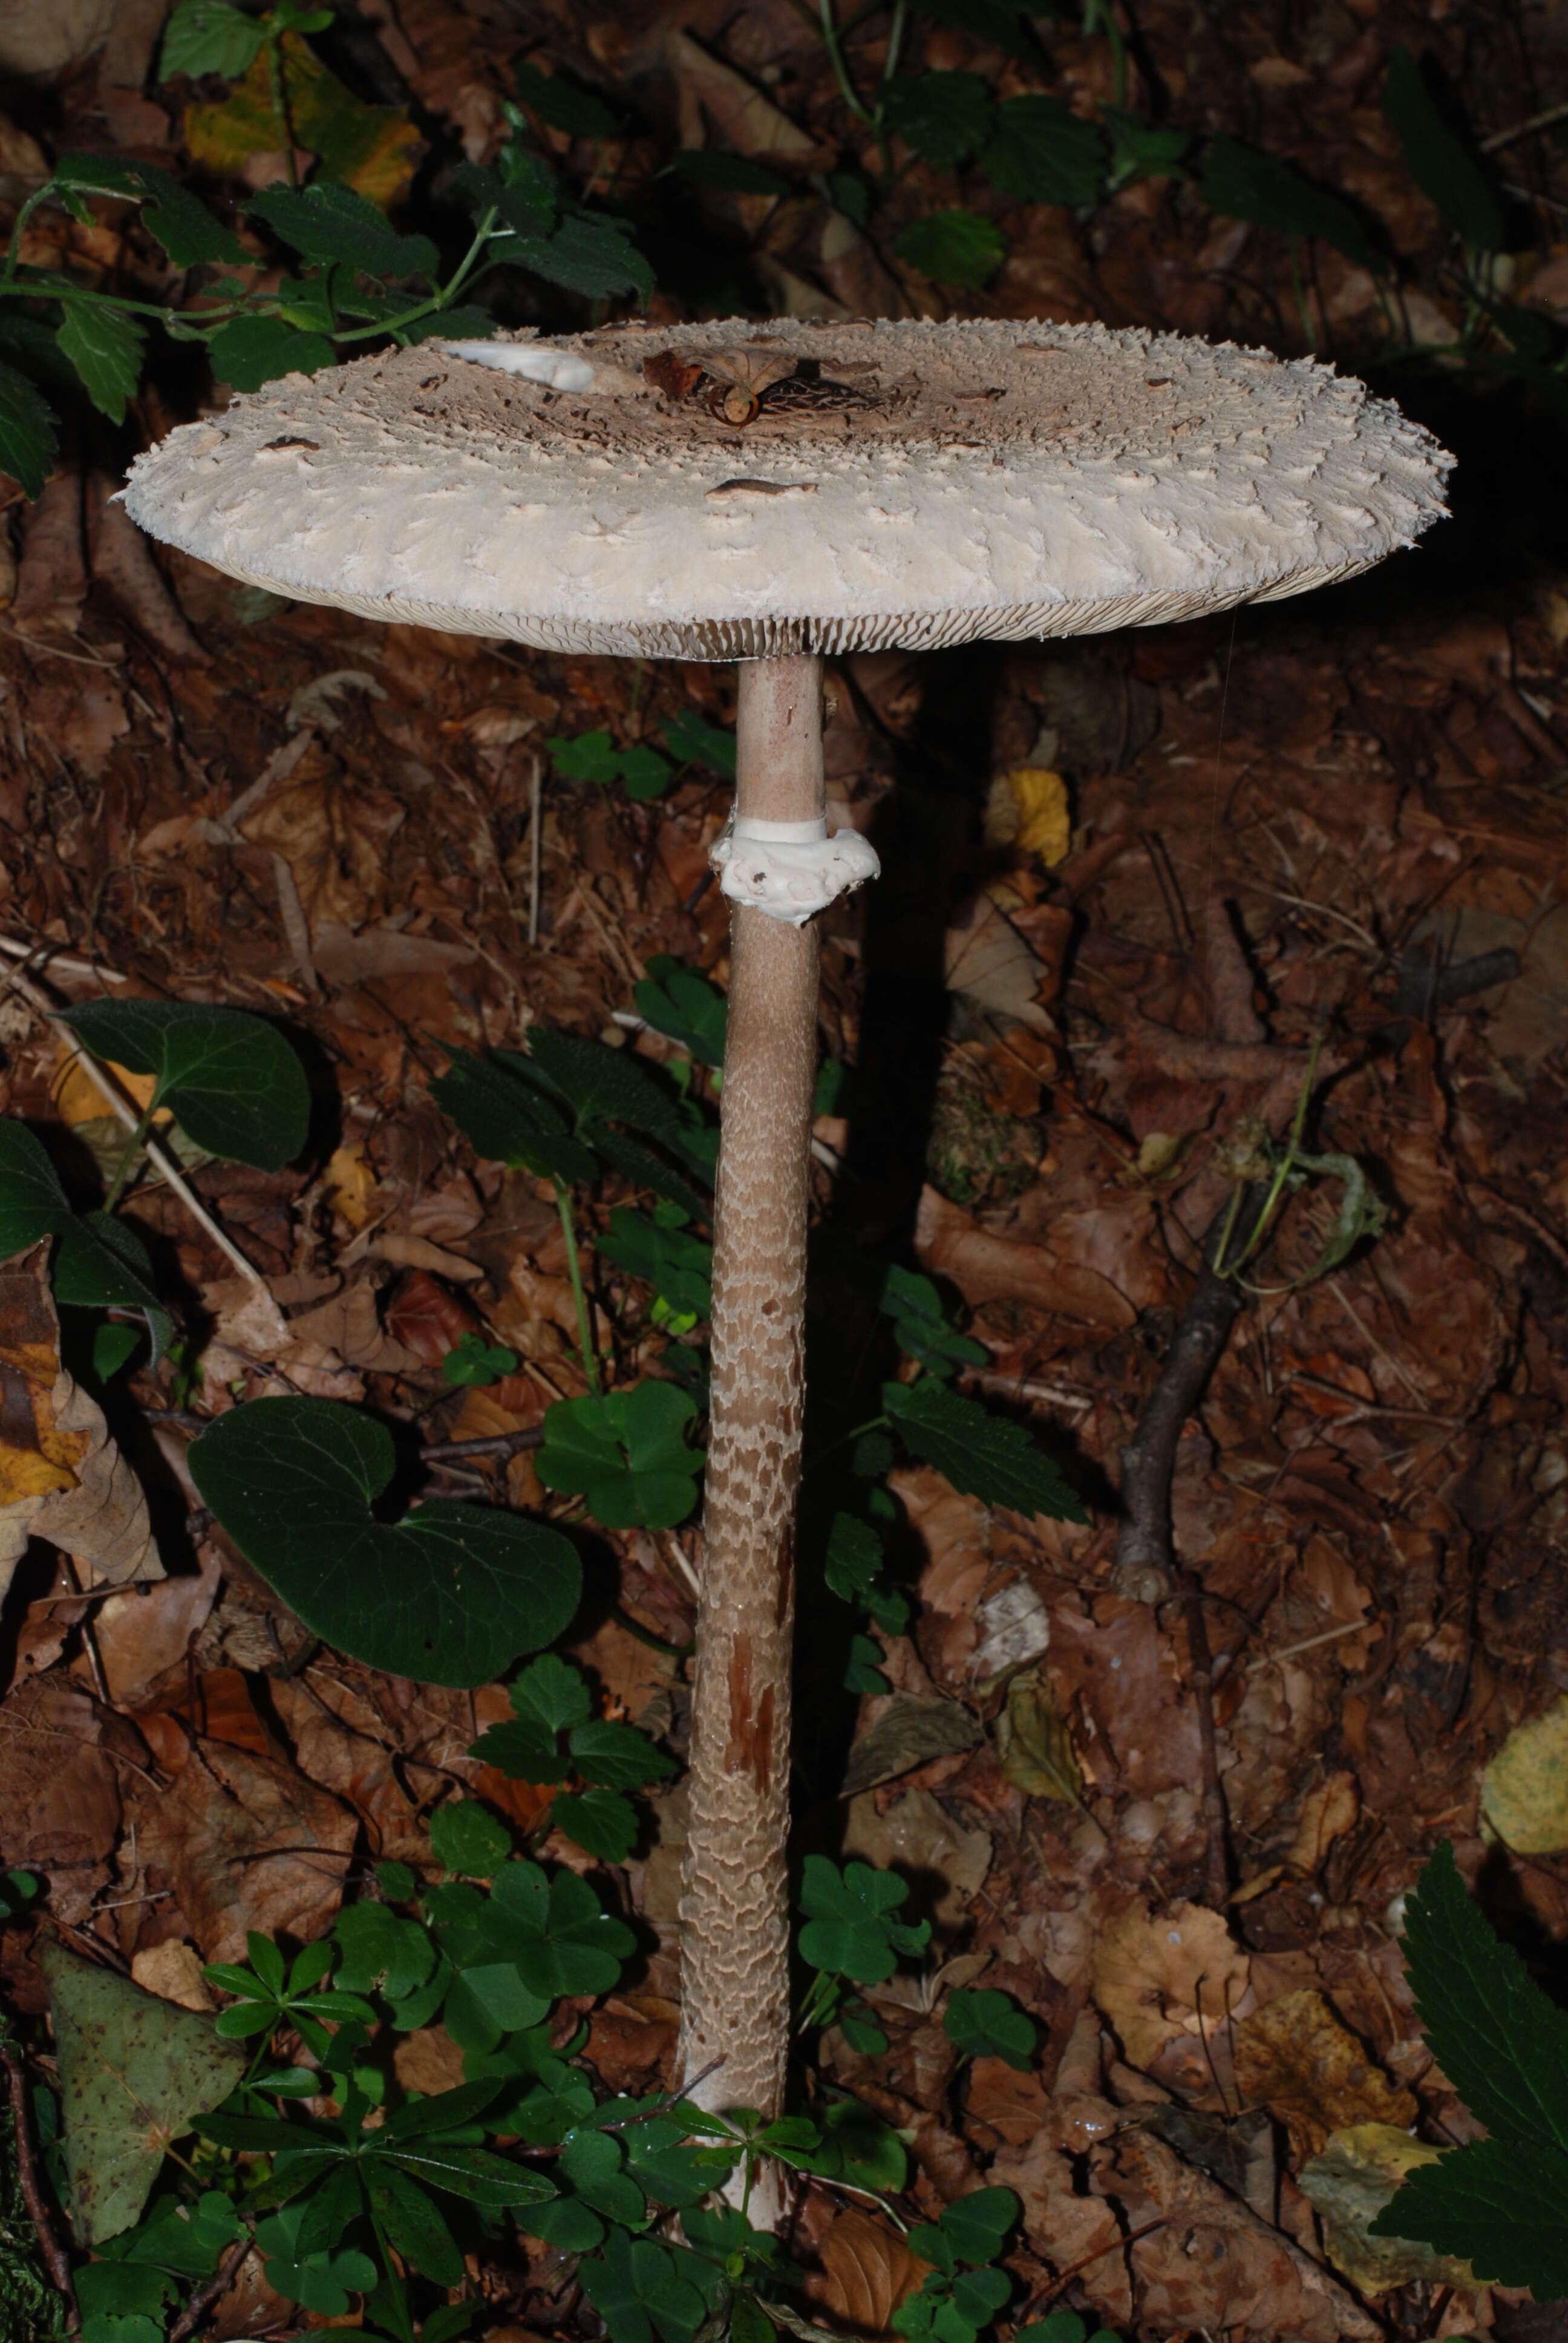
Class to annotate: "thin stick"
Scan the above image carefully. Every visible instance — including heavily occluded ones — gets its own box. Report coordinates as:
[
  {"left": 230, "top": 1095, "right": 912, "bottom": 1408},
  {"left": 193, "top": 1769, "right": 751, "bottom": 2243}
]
[
  {"left": 420, "top": 1426, "right": 546, "bottom": 1461},
  {"left": 528, "top": 752, "right": 543, "bottom": 948},
  {"left": 5, "top": 965, "right": 269, "bottom": 1289},
  {"left": 0, "top": 935, "right": 128, "bottom": 983},
  {"left": 0, "top": 2042, "right": 77, "bottom": 2329},
  {"left": 167, "top": 2233, "right": 250, "bottom": 2343},
  {"left": 1481, "top": 97, "right": 1568, "bottom": 150}
]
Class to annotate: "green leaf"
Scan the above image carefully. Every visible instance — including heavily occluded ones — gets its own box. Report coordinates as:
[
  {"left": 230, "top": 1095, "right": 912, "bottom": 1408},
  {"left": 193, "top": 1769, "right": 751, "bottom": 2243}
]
[
  {"left": 488, "top": 1860, "right": 635, "bottom": 1999},
  {"left": 828, "top": 171, "right": 871, "bottom": 223},
  {"left": 551, "top": 730, "right": 621, "bottom": 785},
  {"left": 514, "top": 213, "right": 653, "bottom": 304},
  {"left": 944, "top": 1988, "right": 1036, "bottom": 2070},
  {"left": 248, "top": 180, "right": 439, "bottom": 278},
  {"left": 0, "top": 1122, "right": 171, "bottom": 1362},
  {"left": 431, "top": 1048, "right": 596, "bottom": 1186},
  {"left": 789, "top": 2097, "right": 908, "bottom": 2193},
  {"left": 884, "top": 1380, "right": 1086, "bottom": 1522},
  {"left": 1383, "top": 47, "right": 1503, "bottom": 254},
  {"left": 570, "top": 1719, "right": 678, "bottom": 1792},
  {"left": 880, "top": 1263, "right": 987, "bottom": 1378},
  {"left": 1367, "top": 2135, "right": 1568, "bottom": 2296},
  {"left": 582, "top": 2228, "right": 709, "bottom": 2343},
  {"left": 885, "top": 73, "right": 995, "bottom": 168},
  {"left": 442, "top": 1331, "right": 518, "bottom": 1387},
  {"left": 58, "top": 1000, "right": 309, "bottom": 1170},
  {"left": 452, "top": 157, "right": 557, "bottom": 244},
  {"left": 387, "top": 2137, "right": 555, "bottom": 2207},
  {"left": 950, "top": 2266, "right": 1013, "bottom": 2327},
  {"left": 54, "top": 154, "right": 247, "bottom": 267},
  {"left": 517, "top": 1653, "right": 593, "bottom": 1735},
  {"left": 624, "top": 2113, "right": 739, "bottom": 2209},
  {"left": 514, "top": 62, "right": 621, "bottom": 140},
  {"left": 552, "top": 1788, "right": 638, "bottom": 1861},
  {"left": 935, "top": 2187, "right": 1018, "bottom": 2264},
  {"left": 844, "top": 1635, "right": 891, "bottom": 1695},
  {"left": 797, "top": 1855, "right": 930, "bottom": 1984},
  {"left": 561, "top": 2128, "right": 647, "bottom": 2224},
  {"left": 332, "top": 1904, "right": 437, "bottom": 2001},
  {"left": 599, "top": 1210, "right": 713, "bottom": 1320},
  {"left": 1397, "top": 1840, "right": 1568, "bottom": 2154},
  {"left": 619, "top": 744, "right": 674, "bottom": 802},
  {"left": 206, "top": 314, "right": 336, "bottom": 392},
  {"left": 1103, "top": 109, "right": 1190, "bottom": 187},
  {"left": 823, "top": 1512, "right": 884, "bottom": 1606},
  {"left": 368, "top": 2163, "right": 463, "bottom": 2284},
  {"left": 981, "top": 94, "right": 1106, "bottom": 206},
  {"left": 56, "top": 306, "right": 145, "bottom": 426},
  {"left": 0, "top": 360, "right": 59, "bottom": 500},
  {"left": 255, "top": 2204, "right": 377, "bottom": 2314},
  {"left": 189, "top": 1395, "right": 581, "bottom": 1687},
  {"left": 893, "top": 210, "right": 1005, "bottom": 289},
  {"left": 661, "top": 710, "right": 736, "bottom": 779},
  {"left": 430, "top": 1800, "right": 512, "bottom": 1878},
  {"left": 633, "top": 958, "right": 727, "bottom": 1067},
  {"left": 537, "top": 1382, "right": 704, "bottom": 1530},
  {"left": 672, "top": 149, "right": 789, "bottom": 197},
  {"left": 160, "top": 0, "right": 269, "bottom": 80},
  {"left": 1200, "top": 134, "right": 1377, "bottom": 268},
  {"left": 41, "top": 1942, "right": 246, "bottom": 2246}
]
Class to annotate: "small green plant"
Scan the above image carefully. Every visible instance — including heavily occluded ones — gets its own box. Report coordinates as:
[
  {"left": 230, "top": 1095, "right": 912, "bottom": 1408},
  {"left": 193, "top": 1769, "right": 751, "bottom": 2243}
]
[
  {"left": 442, "top": 1331, "right": 519, "bottom": 1387},
  {"left": 1368, "top": 1841, "right": 1568, "bottom": 2298}
]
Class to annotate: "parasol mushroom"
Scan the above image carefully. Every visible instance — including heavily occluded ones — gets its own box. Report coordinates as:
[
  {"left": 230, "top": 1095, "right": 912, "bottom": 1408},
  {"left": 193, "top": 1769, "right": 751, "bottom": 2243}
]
[{"left": 120, "top": 315, "right": 1451, "bottom": 2207}]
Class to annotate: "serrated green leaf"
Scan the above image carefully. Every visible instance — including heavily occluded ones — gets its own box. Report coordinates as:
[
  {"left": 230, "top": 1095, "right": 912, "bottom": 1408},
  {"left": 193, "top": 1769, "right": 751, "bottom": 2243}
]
[
  {"left": 537, "top": 1382, "right": 704, "bottom": 1530},
  {"left": 884, "top": 1379, "right": 1086, "bottom": 1522},
  {"left": 41, "top": 1943, "right": 246, "bottom": 2246},
  {"left": 1383, "top": 47, "right": 1503, "bottom": 254},
  {"left": 189, "top": 1395, "right": 581, "bottom": 1687},
  {"left": 552, "top": 1787, "right": 638, "bottom": 1861},
  {"left": 429, "top": 1800, "right": 511, "bottom": 1878},
  {"left": 452, "top": 157, "right": 556, "bottom": 244},
  {"left": 981, "top": 94, "right": 1106, "bottom": 206},
  {"left": 880, "top": 1263, "right": 987, "bottom": 1378},
  {"left": 205, "top": 313, "right": 336, "bottom": 392},
  {"left": 53, "top": 154, "right": 247, "bottom": 266},
  {"left": 569, "top": 1719, "right": 678, "bottom": 1792},
  {"left": 885, "top": 73, "right": 995, "bottom": 168},
  {"left": 160, "top": 0, "right": 269, "bottom": 81},
  {"left": 248, "top": 180, "right": 439, "bottom": 278},
  {"left": 1200, "top": 134, "right": 1377, "bottom": 267},
  {"left": 893, "top": 209, "right": 1004, "bottom": 289},
  {"left": 514, "top": 1651, "right": 593, "bottom": 1735},
  {"left": 1367, "top": 2135, "right": 1568, "bottom": 2295},
  {"left": 431, "top": 1048, "right": 596, "bottom": 1187},
  {"left": 598, "top": 1209, "right": 712, "bottom": 1320},
  {"left": 944, "top": 1988, "right": 1036, "bottom": 2070},
  {"left": 633, "top": 958, "right": 727, "bottom": 1067},
  {"left": 56, "top": 306, "right": 144, "bottom": 425},
  {"left": 511, "top": 212, "right": 653, "bottom": 305},
  {"left": 1103, "top": 108, "right": 1191, "bottom": 187},
  {"left": 59, "top": 1000, "right": 309, "bottom": 1170},
  {"left": 1397, "top": 1840, "right": 1568, "bottom": 2154}
]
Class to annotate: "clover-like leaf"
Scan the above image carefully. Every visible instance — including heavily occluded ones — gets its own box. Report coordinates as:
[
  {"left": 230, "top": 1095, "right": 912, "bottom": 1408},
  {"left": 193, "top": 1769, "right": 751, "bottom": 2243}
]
[
  {"left": 797, "top": 1856, "right": 930, "bottom": 1984},
  {"left": 944, "top": 1988, "right": 1036, "bottom": 2071},
  {"left": 189, "top": 1395, "right": 580, "bottom": 1686},
  {"left": 537, "top": 1381, "right": 704, "bottom": 1530}
]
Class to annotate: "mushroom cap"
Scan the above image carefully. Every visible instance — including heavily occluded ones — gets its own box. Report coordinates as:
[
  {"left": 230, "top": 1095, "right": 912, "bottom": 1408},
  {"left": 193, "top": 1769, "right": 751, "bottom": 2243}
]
[{"left": 122, "top": 316, "right": 1451, "bottom": 660}]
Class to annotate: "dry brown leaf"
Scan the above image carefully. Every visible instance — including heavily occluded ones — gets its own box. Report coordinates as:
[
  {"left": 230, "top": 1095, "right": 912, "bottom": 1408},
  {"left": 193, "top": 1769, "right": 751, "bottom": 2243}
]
[
  {"left": 1233, "top": 1989, "right": 1417, "bottom": 2161},
  {"left": 964, "top": 2057, "right": 1053, "bottom": 2150},
  {"left": 201, "top": 1277, "right": 362, "bottom": 1403},
  {"left": 382, "top": 1266, "right": 479, "bottom": 1365},
  {"left": 0, "top": 1245, "right": 163, "bottom": 1600},
  {"left": 130, "top": 1942, "right": 215, "bottom": 2012},
  {"left": 393, "top": 2027, "right": 466, "bottom": 2098},
  {"left": 944, "top": 893, "right": 1054, "bottom": 1034},
  {"left": 1092, "top": 1900, "right": 1250, "bottom": 2070},
  {"left": 239, "top": 759, "right": 404, "bottom": 932},
  {"left": 661, "top": 27, "right": 817, "bottom": 160},
  {"left": 1299, "top": 2123, "right": 1475, "bottom": 2295},
  {"left": 916, "top": 1185, "right": 1137, "bottom": 1330},
  {"left": 1047, "top": 1594, "right": 1204, "bottom": 1798},
  {"left": 286, "top": 1274, "right": 428, "bottom": 1377},
  {"left": 131, "top": 1737, "right": 356, "bottom": 1963},
  {"left": 0, "top": 1676, "right": 120, "bottom": 1923},
  {"left": 270, "top": 1673, "right": 433, "bottom": 1866},
  {"left": 841, "top": 1791, "right": 991, "bottom": 1931},
  {"left": 813, "top": 2207, "right": 924, "bottom": 2335},
  {"left": 992, "top": 2134, "right": 1132, "bottom": 2329},
  {"left": 1285, "top": 1771, "right": 1359, "bottom": 1876},
  {"left": 93, "top": 1555, "right": 221, "bottom": 1710}
]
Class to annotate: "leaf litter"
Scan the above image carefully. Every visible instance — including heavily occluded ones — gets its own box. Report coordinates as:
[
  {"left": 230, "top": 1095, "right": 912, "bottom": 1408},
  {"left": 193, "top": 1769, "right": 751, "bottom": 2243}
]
[{"left": 1, "top": 0, "right": 1567, "bottom": 2335}]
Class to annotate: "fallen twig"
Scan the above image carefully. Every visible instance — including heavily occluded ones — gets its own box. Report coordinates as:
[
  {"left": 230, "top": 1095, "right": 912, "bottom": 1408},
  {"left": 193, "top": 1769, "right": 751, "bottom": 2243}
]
[
  {"left": 0, "top": 2040, "right": 77, "bottom": 2332},
  {"left": 167, "top": 2233, "right": 250, "bottom": 2343}
]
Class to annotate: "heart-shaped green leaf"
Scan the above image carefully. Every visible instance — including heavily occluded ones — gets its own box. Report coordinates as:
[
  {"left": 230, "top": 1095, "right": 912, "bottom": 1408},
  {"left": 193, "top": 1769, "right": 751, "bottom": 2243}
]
[
  {"left": 189, "top": 1395, "right": 580, "bottom": 1686},
  {"left": 42, "top": 1942, "right": 247, "bottom": 2245},
  {"left": 59, "top": 1000, "right": 310, "bottom": 1171},
  {"left": 537, "top": 1382, "right": 703, "bottom": 1530},
  {"left": 0, "top": 1121, "right": 171, "bottom": 1360}
]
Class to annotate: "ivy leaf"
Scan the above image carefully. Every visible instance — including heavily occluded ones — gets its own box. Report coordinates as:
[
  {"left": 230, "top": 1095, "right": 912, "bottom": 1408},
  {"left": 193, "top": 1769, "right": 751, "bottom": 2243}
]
[
  {"left": 633, "top": 957, "right": 727, "bottom": 1067},
  {"left": 206, "top": 313, "right": 336, "bottom": 392},
  {"left": 1200, "top": 135, "right": 1378, "bottom": 269},
  {"left": 884, "top": 73, "right": 995, "bottom": 168},
  {"left": 1366, "top": 2135, "right": 1568, "bottom": 2295},
  {"left": 1383, "top": 47, "right": 1503, "bottom": 255},
  {"left": 58, "top": 1000, "right": 309, "bottom": 1170},
  {"left": 944, "top": 1988, "right": 1036, "bottom": 2070},
  {"left": 0, "top": 1122, "right": 171, "bottom": 1362},
  {"left": 893, "top": 210, "right": 1004, "bottom": 289},
  {"left": 56, "top": 306, "right": 145, "bottom": 425},
  {"left": 514, "top": 63, "right": 621, "bottom": 141},
  {"left": 661, "top": 710, "right": 736, "bottom": 779},
  {"left": 884, "top": 1380, "right": 1085, "bottom": 1522},
  {"left": 0, "top": 361, "right": 59, "bottom": 501},
  {"left": 189, "top": 1395, "right": 581, "bottom": 1687},
  {"left": 247, "top": 180, "right": 439, "bottom": 278},
  {"left": 537, "top": 1383, "right": 704, "bottom": 1530},
  {"left": 797, "top": 1856, "right": 930, "bottom": 1984},
  {"left": 981, "top": 94, "right": 1106, "bottom": 206},
  {"left": 160, "top": 0, "right": 270, "bottom": 80},
  {"left": 1393, "top": 1840, "right": 1568, "bottom": 2154}
]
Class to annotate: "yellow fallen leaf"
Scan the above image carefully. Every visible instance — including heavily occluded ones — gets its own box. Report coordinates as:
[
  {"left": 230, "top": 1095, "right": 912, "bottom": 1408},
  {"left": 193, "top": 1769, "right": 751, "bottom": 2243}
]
[
  {"left": 185, "top": 34, "right": 423, "bottom": 209},
  {"left": 1483, "top": 1693, "right": 1568, "bottom": 1853},
  {"left": 323, "top": 1141, "right": 377, "bottom": 1229},
  {"left": 1007, "top": 766, "right": 1071, "bottom": 866},
  {"left": 1233, "top": 1989, "right": 1415, "bottom": 2161},
  {"left": 1299, "top": 2123, "right": 1475, "bottom": 2295},
  {"left": 53, "top": 1045, "right": 162, "bottom": 1127}
]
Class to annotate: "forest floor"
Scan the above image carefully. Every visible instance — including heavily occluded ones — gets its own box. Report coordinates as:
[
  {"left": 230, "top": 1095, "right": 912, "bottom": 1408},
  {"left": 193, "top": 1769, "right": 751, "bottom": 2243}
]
[{"left": 3, "top": 0, "right": 1568, "bottom": 2338}]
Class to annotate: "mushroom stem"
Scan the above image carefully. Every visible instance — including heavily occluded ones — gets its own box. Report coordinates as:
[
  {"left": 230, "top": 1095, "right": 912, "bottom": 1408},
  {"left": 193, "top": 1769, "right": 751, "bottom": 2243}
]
[{"left": 678, "top": 654, "right": 824, "bottom": 2212}]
